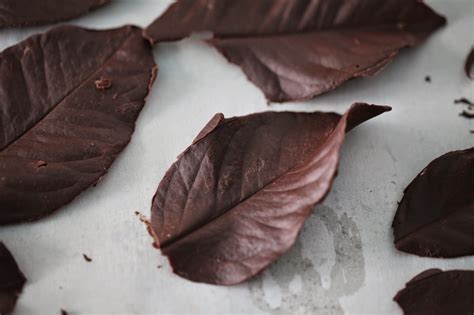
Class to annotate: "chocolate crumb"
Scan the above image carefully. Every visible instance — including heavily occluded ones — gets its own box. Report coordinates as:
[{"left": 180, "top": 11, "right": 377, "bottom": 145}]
[
  {"left": 135, "top": 211, "right": 160, "bottom": 248},
  {"left": 60, "top": 309, "right": 68, "bottom": 315},
  {"left": 82, "top": 254, "right": 92, "bottom": 262},
  {"left": 95, "top": 78, "right": 112, "bottom": 90},
  {"left": 460, "top": 110, "right": 474, "bottom": 119},
  {"left": 424, "top": 76, "right": 431, "bottom": 82},
  {"left": 157, "top": 265, "right": 162, "bottom": 269},
  {"left": 36, "top": 160, "right": 47, "bottom": 168},
  {"left": 454, "top": 98, "right": 474, "bottom": 106}
]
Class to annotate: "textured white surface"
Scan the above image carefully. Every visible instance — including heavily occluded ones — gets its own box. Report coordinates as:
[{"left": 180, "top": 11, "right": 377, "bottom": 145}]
[{"left": 0, "top": 0, "right": 473, "bottom": 314}]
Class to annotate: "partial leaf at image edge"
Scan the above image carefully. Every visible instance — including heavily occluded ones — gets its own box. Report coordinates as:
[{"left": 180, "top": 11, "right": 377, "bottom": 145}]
[
  {"left": 145, "top": 0, "right": 446, "bottom": 102},
  {"left": 0, "top": 0, "right": 111, "bottom": 28},
  {"left": 392, "top": 148, "right": 474, "bottom": 258},
  {"left": 0, "top": 242, "right": 26, "bottom": 314},
  {"left": 151, "top": 103, "right": 390, "bottom": 285},
  {"left": 394, "top": 269, "right": 474, "bottom": 315},
  {"left": 0, "top": 25, "right": 157, "bottom": 225}
]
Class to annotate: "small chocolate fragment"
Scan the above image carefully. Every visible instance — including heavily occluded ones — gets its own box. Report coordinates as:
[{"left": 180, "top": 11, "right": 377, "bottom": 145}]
[
  {"left": 465, "top": 47, "right": 474, "bottom": 79},
  {"left": 61, "top": 309, "right": 69, "bottom": 315},
  {"left": 95, "top": 78, "right": 113, "bottom": 90},
  {"left": 454, "top": 98, "right": 474, "bottom": 106},
  {"left": 424, "top": 76, "right": 431, "bottom": 82},
  {"left": 151, "top": 103, "right": 390, "bottom": 285},
  {"left": 393, "top": 148, "right": 474, "bottom": 258},
  {"left": 82, "top": 254, "right": 92, "bottom": 262},
  {"left": 394, "top": 269, "right": 474, "bottom": 315},
  {"left": 0, "top": 0, "right": 111, "bottom": 28},
  {"left": 460, "top": 110, "right": 474, "bottom": 119},
  {"left": 0, "top": 242, "right": 27, "bottom": 314}
]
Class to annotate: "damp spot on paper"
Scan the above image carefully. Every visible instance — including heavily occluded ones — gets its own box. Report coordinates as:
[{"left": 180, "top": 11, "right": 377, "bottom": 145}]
[{"left": 248, "top": 206, "right": 365, "bottom": 315}]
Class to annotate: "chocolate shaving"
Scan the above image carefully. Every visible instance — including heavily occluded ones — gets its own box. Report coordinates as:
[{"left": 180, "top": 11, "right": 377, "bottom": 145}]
[
  {"left": 0, "top": 25, "right": 157, "bottom": 225},
  {"left": 454, "top": 98, "right": 474, "bottom": 106},
  {"left": 460, "top": 110, "right": 474, "bottom": 119},
  {"left": 0, "top": 242, "right": 26, "bottom": 314},
  {"left": 82, "top": 254, "right": 92, "bottom": 262},
  {"left": 465, "top": 47, "right": 474, "bottom": 79},
  {"left": 0, "top": 0, "right": 110, "bottom": 28},
  {"left": 394, "top": 269, "right": 474, "bottom": 315},
  {"left": 393, "top": 148, "right": 474, "bottom": 258},
  {"left": 61, "top": 309, "right": 69, "bottom": 315},
  {"left": 151, "top": 103, "right": 390, "bottom": 285},
  {"left": 145, "top": 0, "right": 446, "bottom": 102}
]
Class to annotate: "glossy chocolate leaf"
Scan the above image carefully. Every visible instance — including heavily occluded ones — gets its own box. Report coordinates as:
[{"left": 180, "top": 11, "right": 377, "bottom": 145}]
[
  {"left": 466, "top": 48, "right": 474, "bottom": 79},
  {"left": 151, "top": 103, "right": 390, "bottom": 285},
  {"left": 394, "top": 269, "right": 474, "bottom": 315},
  {"left": 393, "top": 148, "right": 474, "bottom": 258},
  {"left": 0, "top": 0, "right": 110, "bottom": 28},
  {"left": 0, "top": 25, "right": 157, "bottom": 225},
  {"left": 145, "top": 0, "right": 446, "bottom": 102},
  {"left": 0, "top": 242, "right": 26, "bottom": 314}
]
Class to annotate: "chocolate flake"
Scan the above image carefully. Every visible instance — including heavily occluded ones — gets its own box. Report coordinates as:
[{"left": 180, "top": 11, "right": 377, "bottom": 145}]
[
  {"left": 460, "top": 110, "right": 474, "bottom": 119},
  {"left": 465, "top": 47, "right": 474, "bottom": 79},
  {"left": 151, "top": 103, "right": 390, "bottom": 285},
  {"left": 424, "top": 76, "right": 431, "bottom": 83},
  {"left": 82, "top": 254, "right": 92, "bottom": 262},
  {"left": 60, "top": 309, "right": 69, "bottom": 315},
  {"left": 454, "top": 98, "right": 474, "bottom": 106}
]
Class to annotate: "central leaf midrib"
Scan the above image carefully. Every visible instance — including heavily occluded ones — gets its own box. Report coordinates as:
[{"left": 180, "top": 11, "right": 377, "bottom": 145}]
[
  {"left": 209, "top": 22, "right": 415, "bottom": 42},
  {"left": 1, "top": 29, "right": 133, "bottom": 152}
]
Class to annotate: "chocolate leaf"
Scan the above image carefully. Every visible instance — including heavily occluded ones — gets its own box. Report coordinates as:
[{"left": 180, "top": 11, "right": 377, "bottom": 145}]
[
  {"left": 151, "top": 103, "right": 390, "bottom": 285},
  {"left": 465, "top": 47, "right": 474, "bottom": 79},
  {"left": 394, "top": 269, "right": 474, "bottom": 315},
  {"left": 0, "top": 0, "right": 110, "bottom": 28},
  {"left": 392, "top": 148, "right": 474, "bottom": 258},
  {"left": 145, "top": 0, "right": 446, "bottom": 102},
  {"left": 0, "top": 25, "right": 157, "bottom": 225},
  {"left": 0, "top": 242, "right": 26, "bottom": 314}
]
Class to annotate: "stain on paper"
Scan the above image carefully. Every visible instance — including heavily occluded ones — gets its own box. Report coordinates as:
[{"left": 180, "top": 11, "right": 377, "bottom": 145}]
[{"left": 248, "top": 206, "right": 365, "bottom": 315}]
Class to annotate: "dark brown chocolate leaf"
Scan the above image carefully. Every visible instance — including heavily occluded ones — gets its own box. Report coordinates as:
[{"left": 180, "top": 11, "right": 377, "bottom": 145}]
[
  {"left": 151, "top": 103, "right": 390, "bottom": 285},
  {"left": 0, "top": 242, "right": 26, "bottom": 314},
  {"left": 392, "top": 148, "right": 474, "bottom": 258},
  {"left": 466, "top": 48, "right": 474, "bottom": 79},
  {"left": 0, "top": 0, "right": 110, "bottom": 28},
  {"left": 0, "top": 25, "right": 157, "bottom": 225},
  {"left": 394, "top": 269, "right": 474, "bottom": 315},
  {"left": 145, "top": 0, "right": 446, "bottom": 102}
]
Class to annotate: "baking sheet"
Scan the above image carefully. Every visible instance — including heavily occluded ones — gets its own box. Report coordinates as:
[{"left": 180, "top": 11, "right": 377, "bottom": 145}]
[{"left": 0, "top": 0, "right": 473, "bottom": 314}]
